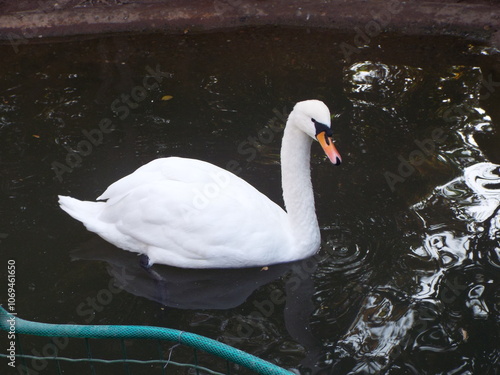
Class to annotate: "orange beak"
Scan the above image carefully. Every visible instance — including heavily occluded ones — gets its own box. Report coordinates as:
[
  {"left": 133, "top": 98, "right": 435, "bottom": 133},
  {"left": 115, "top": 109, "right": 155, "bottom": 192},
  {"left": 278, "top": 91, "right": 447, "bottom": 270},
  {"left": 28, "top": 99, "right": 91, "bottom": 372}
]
[{"left": 316, "top": 131, "right": 342, "bottom": 165}]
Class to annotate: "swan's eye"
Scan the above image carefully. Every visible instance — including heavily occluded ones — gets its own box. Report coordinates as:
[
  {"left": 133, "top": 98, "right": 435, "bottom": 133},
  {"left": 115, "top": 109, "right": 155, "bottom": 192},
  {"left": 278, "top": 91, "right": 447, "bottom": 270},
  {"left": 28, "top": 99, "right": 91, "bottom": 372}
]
[{"left": 312, "top": 118, "right": 333, "bottom": 137}]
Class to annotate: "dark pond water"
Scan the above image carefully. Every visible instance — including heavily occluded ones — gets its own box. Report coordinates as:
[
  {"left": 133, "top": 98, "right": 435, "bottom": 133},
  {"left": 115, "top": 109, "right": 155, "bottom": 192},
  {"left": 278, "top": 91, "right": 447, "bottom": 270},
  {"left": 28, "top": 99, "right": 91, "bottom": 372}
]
[{"left": 0, "top": 28, "right": 499, "bottom": 374}]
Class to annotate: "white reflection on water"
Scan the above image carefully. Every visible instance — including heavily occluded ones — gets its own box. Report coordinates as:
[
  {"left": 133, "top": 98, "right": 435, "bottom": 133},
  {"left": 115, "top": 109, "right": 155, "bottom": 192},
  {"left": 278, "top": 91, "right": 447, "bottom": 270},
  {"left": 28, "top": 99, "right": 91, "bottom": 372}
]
[
  {"left": 412, "top": 232, "right": 470, "bottom": 299},
  {"left": 344, "top": 61, "right": 423, "bottom": 107},
  {"left": 411, "top": 162, "right": 500, "bottom": 299},
  {"left": 315, "top": 58, "right": 500, "bottom": 374},
  {"left": 335, "top": 291, "right": 415, "bottom": 374},
  {"left": 332, "top": 162, "right": 499, "bottom": 374}
]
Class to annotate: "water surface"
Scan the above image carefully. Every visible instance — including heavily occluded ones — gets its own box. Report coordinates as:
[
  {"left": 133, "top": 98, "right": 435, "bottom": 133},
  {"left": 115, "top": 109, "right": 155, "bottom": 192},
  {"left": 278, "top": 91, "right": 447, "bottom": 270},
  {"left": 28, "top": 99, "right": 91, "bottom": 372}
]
[{"left": 0, "top": 28, "right": 499, "bottom": 374}]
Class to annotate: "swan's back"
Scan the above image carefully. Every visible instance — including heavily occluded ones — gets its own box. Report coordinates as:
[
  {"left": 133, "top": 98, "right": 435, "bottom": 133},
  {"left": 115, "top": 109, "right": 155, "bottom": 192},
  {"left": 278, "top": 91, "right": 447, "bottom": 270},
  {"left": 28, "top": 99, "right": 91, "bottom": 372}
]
[{"left": 98, "top": 158, "right": 228, "bottom": 202}]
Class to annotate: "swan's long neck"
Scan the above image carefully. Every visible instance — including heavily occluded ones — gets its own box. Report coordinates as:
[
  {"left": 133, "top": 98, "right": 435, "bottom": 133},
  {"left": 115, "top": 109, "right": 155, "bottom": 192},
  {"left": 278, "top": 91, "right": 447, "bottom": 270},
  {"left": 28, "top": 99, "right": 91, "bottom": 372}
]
[{"left": 280, "top": 118, "right": 321, "bottom": 258}]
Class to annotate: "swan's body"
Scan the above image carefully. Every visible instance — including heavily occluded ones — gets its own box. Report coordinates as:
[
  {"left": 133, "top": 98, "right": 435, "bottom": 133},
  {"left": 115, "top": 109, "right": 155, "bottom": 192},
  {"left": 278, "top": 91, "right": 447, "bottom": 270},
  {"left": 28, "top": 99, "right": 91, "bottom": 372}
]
[{"left": 59, "top": 100, "right": 341, "bottom": 268}]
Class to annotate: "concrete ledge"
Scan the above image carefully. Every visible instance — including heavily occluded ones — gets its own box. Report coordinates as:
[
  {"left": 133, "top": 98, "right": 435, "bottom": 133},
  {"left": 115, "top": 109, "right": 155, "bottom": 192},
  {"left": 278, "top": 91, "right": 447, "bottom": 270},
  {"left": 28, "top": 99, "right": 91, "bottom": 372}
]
[{"left": 0, "top": 1, "right": 499, "bottom": 46}]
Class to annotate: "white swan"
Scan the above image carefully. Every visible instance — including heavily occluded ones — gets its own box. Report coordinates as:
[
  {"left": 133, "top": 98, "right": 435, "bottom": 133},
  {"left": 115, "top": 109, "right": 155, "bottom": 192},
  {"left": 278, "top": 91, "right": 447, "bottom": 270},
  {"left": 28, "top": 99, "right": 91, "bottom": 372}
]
[{"left": 58, "top": 100, "right": 341, "bottom": 268}]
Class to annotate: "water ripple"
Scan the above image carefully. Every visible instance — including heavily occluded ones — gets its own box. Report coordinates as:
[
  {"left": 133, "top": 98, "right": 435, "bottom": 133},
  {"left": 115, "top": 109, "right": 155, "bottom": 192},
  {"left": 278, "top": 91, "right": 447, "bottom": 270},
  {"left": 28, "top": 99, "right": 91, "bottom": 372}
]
[
  {"left": 321, "top": 163, "right": 500, "bottom": 373},
  {"left": 344, "top": 61, "right": 424, "bottom": 107},
  {"left": 317, "top": 227, "right": 374, "bottom": 278}
]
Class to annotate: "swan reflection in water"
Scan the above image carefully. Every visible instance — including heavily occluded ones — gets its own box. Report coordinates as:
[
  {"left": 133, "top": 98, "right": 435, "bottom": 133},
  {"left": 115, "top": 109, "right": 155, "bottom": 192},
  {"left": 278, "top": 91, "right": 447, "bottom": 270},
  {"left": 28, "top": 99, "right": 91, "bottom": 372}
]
[
  {"left": 71, "top": 234, "right": 326, "bottom": 374},
  {"left": 71, "top": 163, "right": 499, "bottom": 374},
  {"left": 71, "top": 239, "right": 297, "bottom": 310}
]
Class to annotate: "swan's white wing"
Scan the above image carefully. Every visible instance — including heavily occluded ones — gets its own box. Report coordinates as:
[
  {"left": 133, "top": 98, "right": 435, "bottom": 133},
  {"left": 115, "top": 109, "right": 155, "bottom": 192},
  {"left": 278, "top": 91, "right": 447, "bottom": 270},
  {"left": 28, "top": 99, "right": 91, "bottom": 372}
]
[
  {"left": 95, "top": 157, "right": 293, "bottom": 268},
  {"left": 98, "top": 158, "right": 221, "bottom": 203}
]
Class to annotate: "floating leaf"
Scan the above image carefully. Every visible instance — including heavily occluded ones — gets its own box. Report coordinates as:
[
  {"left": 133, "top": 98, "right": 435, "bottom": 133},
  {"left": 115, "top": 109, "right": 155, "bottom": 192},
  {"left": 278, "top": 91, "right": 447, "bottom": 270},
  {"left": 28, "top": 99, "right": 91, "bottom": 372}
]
[{"left": 161, "top": 95, "right": 173, "bottom": 101}]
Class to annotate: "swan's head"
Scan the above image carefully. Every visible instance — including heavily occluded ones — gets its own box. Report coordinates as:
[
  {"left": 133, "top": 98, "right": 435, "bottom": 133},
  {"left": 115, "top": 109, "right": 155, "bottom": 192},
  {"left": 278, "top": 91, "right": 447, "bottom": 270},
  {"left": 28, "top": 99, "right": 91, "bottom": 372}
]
[{"left": 291, "top": 100, "right": 342, "bottom": 165}]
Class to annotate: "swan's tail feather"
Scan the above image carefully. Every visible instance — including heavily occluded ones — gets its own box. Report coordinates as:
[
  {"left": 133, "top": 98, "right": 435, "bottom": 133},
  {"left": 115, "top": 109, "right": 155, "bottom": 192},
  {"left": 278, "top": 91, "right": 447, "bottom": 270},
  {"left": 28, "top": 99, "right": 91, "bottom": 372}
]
[{"left": 58, "top": 195, "right": 105, "bottom": 231}]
